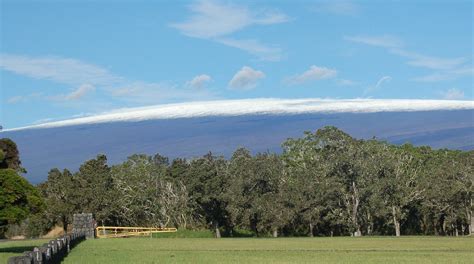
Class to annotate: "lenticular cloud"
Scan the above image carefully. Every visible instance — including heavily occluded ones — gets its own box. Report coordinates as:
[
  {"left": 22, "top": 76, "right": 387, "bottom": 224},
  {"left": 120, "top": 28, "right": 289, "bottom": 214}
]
[{"left": 8, "top": 98, "right": 474, "bottom": 131}]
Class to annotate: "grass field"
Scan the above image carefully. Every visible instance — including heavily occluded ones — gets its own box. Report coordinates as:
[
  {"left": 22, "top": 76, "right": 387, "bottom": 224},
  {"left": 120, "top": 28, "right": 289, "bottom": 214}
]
[
  {"left": 59, "top": 236, "right": 474, "bottom": 264},
  {"left": 0, "top": 239, "right": 49, "bottom": 263}
]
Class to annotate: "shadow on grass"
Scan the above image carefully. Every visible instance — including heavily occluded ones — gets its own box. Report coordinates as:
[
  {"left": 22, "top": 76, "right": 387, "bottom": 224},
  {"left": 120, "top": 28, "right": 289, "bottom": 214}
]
[{"left": 0, "top": 246, "right": 37, "bottom": 254}]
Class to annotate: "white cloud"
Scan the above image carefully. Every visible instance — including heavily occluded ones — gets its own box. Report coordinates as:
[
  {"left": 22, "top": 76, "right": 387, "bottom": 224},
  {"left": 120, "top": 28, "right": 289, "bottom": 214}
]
[
  {"left": 336, "top": 79, "right": 358, "bottom": 86},
  {"left": 47, "top": 84, "right": 96, "bottom": 101},
  {"left": 171, "top": 0, "right": 288, "bottom": 60},
  {"left": 171, "top": 0, "right": 288, "bottom": 38},
  {"left": 6, "top": 92, "right": 43, "bottom": 104},
  {"left": 64, "top": 84, "right": 96, "bottom": 100},
  {"left": 228, "top": 66, "right": 265, "bottom": 90},
  {"left": 313, "top": 1, "right": 360, "bottom": 16},
  {"left": 344, "top": 35, "right": 403, "bottom": 48},
  {"left": 216, "top": 38, "right": 282, "bottom": 61},
  {"left": 286, "top": 65, "right": 337, "bottom": 85},
  {"left": 186, "top": 74, "right": 212, "bottom": 89},
  {"left": 407, "top": 56, "right": 466, "bottom": 70},
  {"left": 0, "top": 53, "right": 217, "bottom": 104},
  {"left": 365, "top": 76, "right": 392, "bottom": 94},
  {"left": 345, "top": 35, "right": 473, "bottom": 82},
  {"left": 111, "top": 81, "right": 216, "bottom": 104},
  {"left": 7, "top": 98, "right": 474, "bottom": 131},
  {"left": 375, "top": 76, "right": 392, "bottom": 90},
  {"left": 391, "top": 49, "right": 466, "bottom": 70},
  {"left": 441, "top": 88, "right": 465, "bottom": 100},
  {"left": 7, "top": 96, "right": 25, "bottom": 104},
  {"left": 413, "top": 67, "right": 474, "bottom": 82},
  {"left": 0, "top": 54, "right": 122, "bottom": 87}
]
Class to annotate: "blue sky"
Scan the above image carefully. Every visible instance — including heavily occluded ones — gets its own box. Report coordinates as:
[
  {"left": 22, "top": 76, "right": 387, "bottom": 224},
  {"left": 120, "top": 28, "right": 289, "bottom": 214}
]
[{"left": 1, "top": 0, "right": 473, "bottom": 129}]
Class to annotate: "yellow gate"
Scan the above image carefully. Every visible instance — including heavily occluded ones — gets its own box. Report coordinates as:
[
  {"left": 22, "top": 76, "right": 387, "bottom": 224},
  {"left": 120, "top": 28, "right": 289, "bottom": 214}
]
[{"left": 96, "top": 226, "right": 177, "bottom": 238}]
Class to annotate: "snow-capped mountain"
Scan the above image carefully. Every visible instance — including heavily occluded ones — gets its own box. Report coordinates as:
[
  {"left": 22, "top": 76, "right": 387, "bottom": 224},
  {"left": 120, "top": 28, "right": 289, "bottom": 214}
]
[{"left": 2, "top": 99, "right": 473, "bottom": 183}]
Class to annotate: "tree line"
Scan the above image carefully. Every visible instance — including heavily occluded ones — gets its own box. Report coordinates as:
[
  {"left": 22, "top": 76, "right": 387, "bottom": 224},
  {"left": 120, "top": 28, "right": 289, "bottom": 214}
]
[{"left": 1, "top": 126, "right": 473, "bottom": 238}]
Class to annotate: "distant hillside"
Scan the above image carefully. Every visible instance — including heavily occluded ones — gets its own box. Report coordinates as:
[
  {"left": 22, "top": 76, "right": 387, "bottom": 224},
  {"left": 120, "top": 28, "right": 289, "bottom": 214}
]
[{"left": 2, "top": 108, "right": 473, "bottom": 183}]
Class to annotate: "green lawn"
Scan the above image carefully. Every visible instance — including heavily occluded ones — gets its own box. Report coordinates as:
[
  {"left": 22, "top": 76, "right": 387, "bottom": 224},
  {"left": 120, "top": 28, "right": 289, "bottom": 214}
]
[
  {"left": 0, "top": 239, "right": 49, "bottom": 263},
  {"left": 62, "top": 236, "right": 474, "bottom": 264}
]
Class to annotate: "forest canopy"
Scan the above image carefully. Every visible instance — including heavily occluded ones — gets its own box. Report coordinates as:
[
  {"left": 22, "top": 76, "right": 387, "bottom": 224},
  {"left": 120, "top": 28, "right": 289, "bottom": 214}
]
[{"left": 2, "top": 126, "right": 473, "bottom": 238}]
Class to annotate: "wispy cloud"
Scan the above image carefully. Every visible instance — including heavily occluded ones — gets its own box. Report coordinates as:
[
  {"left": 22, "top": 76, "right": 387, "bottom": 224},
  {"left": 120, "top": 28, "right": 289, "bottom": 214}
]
[
  {"left": 364, "top": 75, "right": 392, "bottom": 95},
  {"left": 390, "top": 49, "right": 466, "bottom": 70},
  {"left": 313, "top": 1, "right": 361, "bottom": 16},
  {"left": 365, "top": 75, "right": 392, "bottom": 94},
  {"left": 345, "top": 35, "right": 473, "bottom": 82},
  {"left": 50, "top": 84, "right": 96, "bottom": 101},
  {"left": 216, "top": 38, "right": 282, "bottom": 61},
  {"left": 336, "top": 79, "right": 358, "bottom": 86},
  {"left": 7, "top": 96, "right": 26, "bottom": 104},
  {"left": 344, "top": 35, "right": 403, "bottom": 48},
  {"left": 170, "top": 0, "right": 288, "bottom": 38},
  {"left": 186, "top": 74, "right": 212, "bottom": 89},
  {"left": 1, "top": 53, "right": 216, "bottom": 105},
  {"left": 285, "top": 65, "right": 337, "bottom": 85},
  {"left": 171, "top": 0, "right": 288, "bottom": 61},
  {"left": 7, "top": 92, "right": 43, "bottom": 104},
  {"left": 110, "top": 81, "right": 216, "bottom": 104},
  {"left": 375, "top": 76, "right": 392, "bottom": 90},
  {"left": 412, "top": 67, "right": 474, "bottom": 82},
  {"left": 229, "top": 66, "right": 265, "bottom": 90},
  {"left": 441, "top": 88, "right": 465, "bottom": 100},
  {"left": 0, "top": 54, "right": 122, "bottom": 87}
]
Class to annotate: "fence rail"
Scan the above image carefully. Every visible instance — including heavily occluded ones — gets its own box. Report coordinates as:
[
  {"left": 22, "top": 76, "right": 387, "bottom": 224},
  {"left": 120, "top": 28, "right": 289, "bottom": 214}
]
[{"left": 95, "top": 226, "right": 177, "bottom": 238}]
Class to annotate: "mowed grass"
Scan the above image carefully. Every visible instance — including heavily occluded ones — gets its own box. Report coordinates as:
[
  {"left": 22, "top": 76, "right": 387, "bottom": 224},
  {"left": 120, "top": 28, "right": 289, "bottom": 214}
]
[
  {"left": 0, "top": 239, "right": 49, "bottom": 263},
  {"left": 63, "top": 236, "right": 474, "bottom": 264}
]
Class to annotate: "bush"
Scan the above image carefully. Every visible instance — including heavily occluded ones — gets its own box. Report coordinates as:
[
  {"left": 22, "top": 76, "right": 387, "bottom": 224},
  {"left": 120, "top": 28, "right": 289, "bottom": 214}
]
[{"left": 26, "top": 213, "right": 54, "bottom": 238}]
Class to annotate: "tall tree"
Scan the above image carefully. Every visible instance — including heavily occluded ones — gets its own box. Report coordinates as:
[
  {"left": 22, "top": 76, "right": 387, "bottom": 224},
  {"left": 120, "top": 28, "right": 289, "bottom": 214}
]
[
  {"left": 186, "top": 153, "right": 230, "bottom": 237},
  {"left": 42, "top": 168, "right": 75, "bottom": 232},
  {"left": 315, "top": 127, "right": 367, "bottom": 236},
  {"left": 376, "top": 144, "right": 426, "bottom": 236},
  {"left": 74, "top": 154, "right": 114, "bottom": 225},
  {"left": 282, "top": 131, "right": 332, "bottom": 237}
]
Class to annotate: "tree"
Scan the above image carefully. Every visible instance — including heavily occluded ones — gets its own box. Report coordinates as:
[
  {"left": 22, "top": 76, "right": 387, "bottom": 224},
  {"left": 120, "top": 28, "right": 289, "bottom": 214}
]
[
  {"left": 422, "top": 150, "right": 473, "bottom": 235},
  {"left": 0, "top": 138, "right": 24, "bottom": 172},
  {"left": 375, "top": 144, "right": 426, "bottom": 236},
  {"left": 226, "top": 148, "right": 254, "bottom": 234},
  {"left": 111, "top": 154, "right": 191, "bottom": 228},
  {"left": 0, "top": 169, "right": 43, "bottom": 237},
  {"left": 42, "top": 168, "right": 75, "bottom": 232},
  {"left": 282, "top": 131, "right": 332, "bottom": 237},
  {"left": 22, "top": 126, "right": 472, "bottom": 237},
  {"left": 74, "top": 154, "right": 114, "bottom": 225},
  {"left": 253, "top": 152, "right": 291, "bottom": 237},
  {"left": 186, "top": 153, "right": 230, "bottom": 237},
  {"left": 314, "top": 127, "right": 368, "bottom": 236}
]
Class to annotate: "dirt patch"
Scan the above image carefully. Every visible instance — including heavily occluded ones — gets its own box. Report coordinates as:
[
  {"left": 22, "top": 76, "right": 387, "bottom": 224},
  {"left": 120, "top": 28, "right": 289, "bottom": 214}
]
[
  {"left": 9, "top": 235, "right": 26, "bottom": 240},
  {"left": 42, "top": 226, "right": 65, "bottom": 239}
]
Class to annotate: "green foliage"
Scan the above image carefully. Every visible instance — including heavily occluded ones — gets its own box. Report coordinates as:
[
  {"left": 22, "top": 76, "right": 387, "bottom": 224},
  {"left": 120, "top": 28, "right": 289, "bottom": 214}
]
[
  {"left": 0, "top": 169, "right": 43, "bottom": 237},
  {"left": 75, "top": 154, "right": 114, "bottom": 224},
  {"left": 35, "top": 126, "right": 473, "bottom": 238},
  {"left": 0, "top": 138, "right": 24, "bottom": 172},
  {"left": 110, "top": 154, "right": 192, "bottom": 227},
  {"left": 40, "top": 168, "right": 75, "bottom": 231}
]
